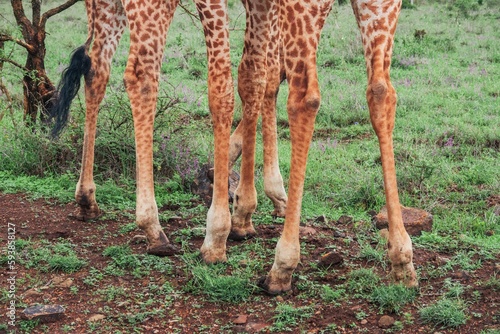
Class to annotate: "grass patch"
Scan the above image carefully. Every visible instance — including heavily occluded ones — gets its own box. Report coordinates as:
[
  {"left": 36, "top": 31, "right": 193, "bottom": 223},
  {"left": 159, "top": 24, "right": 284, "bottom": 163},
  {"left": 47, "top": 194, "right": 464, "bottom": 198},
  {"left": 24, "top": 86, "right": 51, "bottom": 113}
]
[
  {"left": 347, "top": 268, "right": 381, "bottom": 297},
  {"left": 18, "top": 239, "right": 86, "bottom": 273},
  {"left": 370, "top": 284, "right": 417, "bottom": 314},
  {"left": 419, "top": 298, "right": 468, "bottom": 329},
  {"left": 183, "top": 259, "right": 254, "bottom": 303},
  {"left": 271, "top": 303, "right": 314, "bottom": 332}
]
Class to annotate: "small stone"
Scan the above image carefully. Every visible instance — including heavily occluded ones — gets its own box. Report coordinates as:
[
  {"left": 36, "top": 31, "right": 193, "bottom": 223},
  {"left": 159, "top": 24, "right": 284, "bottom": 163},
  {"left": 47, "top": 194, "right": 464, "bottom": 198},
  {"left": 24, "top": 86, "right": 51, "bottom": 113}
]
[
  {"left": 233, "top": 314, "right": 248, "bottom": 325},
  {"left": 379, "top": 228, "right": 389, "bottom": 241},
  {"left": 373, "top": 205, "right": 433, "bottom": 236},
  {"left": 275, "top": 295, "right": 284, "bottom": 303},
  {"left": 53, "top": 278, "right": 73, "bottom": 288},
  {"left": 378, "top": 315, "right": 395, "bottom": 329},
  {"left": 350, "top": 305, "right": 363, "bottom": 311},
  {"left": 318, "top": 252, "right": 343, "bottom": 268},
  {"left": 23, "top": 289, "right": 42, "bottom": 298},
  {"left": 246, "top": 322, "right": 270, "bottom": 332},
  {"left": 360, "top": 319, "right": 368, "bottom": 325},
  {"left": 434, "top": 255, "right": 450, "bottom": 265},
  {"left": 337, "top": 215, "right": 353, "bottom": 224},
  {"left": 299, "top": 226, "right": 317, "bottom": 237},
  {"left": 21, "top": 304, "right": 65, "bottom": 323},
  {"left": 88, "top": 314, "right": 105, "bottom": 322}
]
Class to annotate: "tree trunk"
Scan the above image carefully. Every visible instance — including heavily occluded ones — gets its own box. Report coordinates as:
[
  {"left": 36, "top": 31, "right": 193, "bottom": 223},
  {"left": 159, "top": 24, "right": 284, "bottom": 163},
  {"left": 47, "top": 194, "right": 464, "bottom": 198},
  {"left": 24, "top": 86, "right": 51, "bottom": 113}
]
[{"left": 3, "top": 0, "right": 80, "bottom": 126}]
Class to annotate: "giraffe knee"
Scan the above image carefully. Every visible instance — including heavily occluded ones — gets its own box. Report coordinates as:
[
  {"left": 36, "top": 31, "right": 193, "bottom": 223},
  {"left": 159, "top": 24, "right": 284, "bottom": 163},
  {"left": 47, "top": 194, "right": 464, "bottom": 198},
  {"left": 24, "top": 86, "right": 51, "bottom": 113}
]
[{"left": 369, "top": 80, "right": 388, "bottom": 101}]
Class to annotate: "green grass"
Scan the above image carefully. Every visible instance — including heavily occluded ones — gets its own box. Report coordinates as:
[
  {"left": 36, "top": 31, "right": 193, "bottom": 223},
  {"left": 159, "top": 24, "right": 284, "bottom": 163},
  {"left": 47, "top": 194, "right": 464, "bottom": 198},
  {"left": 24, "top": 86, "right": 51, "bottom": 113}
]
[
  {"left": 271, "top": 303, "right": 314, "bottom": 332},
  {"left": 347, "top": 268, "right": 381, "bottom": 297},
  {"left": 17, "top": 239, "right": 87, "bottom": 273},
  {"left": 369, "top": 284, "right": 418, "bottom": 314},
  {"left": 419, "top": 298, "right": 468, "bottom": 329}
]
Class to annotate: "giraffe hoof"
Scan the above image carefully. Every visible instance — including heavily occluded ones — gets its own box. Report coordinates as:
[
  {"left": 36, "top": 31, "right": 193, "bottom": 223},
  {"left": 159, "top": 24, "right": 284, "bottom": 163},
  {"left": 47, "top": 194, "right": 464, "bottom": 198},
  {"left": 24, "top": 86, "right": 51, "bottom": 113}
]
[
  {"left": 147, "top": 243, "right": 179, "bottom": 257},
  {"left": 391, "top": 262, "right": 418, "bottom": 288},
  {"left": 200, "top": 248, "right": 227, "bottom": 264},
  {"left": 257, "top": 276, "right": 292, "bottom": 296},
  {"left": 72, "top": 207, "right": 101, "bottom": 221},
  {"left": 228, "top": 229, "right": 257, "bottom": 241}
]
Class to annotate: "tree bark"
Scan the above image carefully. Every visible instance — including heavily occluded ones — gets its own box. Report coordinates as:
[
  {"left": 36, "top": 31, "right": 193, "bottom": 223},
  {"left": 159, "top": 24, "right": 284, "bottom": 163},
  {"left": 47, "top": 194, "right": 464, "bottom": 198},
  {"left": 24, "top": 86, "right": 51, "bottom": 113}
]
[{"left": 1, "top": 0, "right": 81, "bottom": 125}]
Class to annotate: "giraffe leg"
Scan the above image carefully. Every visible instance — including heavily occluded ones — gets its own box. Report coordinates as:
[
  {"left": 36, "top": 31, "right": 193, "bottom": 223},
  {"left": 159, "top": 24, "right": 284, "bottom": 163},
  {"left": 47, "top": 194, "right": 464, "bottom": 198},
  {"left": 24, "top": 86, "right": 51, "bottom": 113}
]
[
  {"left": 352, "top": 0, "right": 417, "bottom": 287},
  {"left": 122, "top": 0, "right": 179, "bottom": 256},
  {"left": 195, "top": 0, "right": 234, "bottom": 262},
  {"left": 260, "top": 0, "right": 333, "bottom": 294},
  {"left": 76, "top": 0, "right": 127, "bottom": 221},
  {"left": 229, "top": 0, "right": 275, "bottom": 241},
  {"left": 262, "top": 29, "right": 287, "bottom": 218},
  {"left": 228, "top": 46, "right": 287, "bottom": 219}
]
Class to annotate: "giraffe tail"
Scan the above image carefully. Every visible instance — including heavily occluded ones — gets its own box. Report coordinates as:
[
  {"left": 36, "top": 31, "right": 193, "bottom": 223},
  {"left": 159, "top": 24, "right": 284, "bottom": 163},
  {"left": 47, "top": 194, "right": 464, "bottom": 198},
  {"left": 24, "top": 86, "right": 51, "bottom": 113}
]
[{"left": 50, "top": 45, "right": 91, "bottom": 138}]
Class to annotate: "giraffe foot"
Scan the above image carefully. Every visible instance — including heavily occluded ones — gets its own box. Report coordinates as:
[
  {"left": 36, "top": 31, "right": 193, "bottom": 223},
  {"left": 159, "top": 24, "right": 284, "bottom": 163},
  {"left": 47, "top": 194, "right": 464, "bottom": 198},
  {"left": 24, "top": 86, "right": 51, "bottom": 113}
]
[
  {"left": 388, "top": 238, "right": 418, "bottom": 287},
  {"left": 200, "top": 247, "right": 227, "bottom": 264},
  {"left": 257, "top": 274, "right": 292, "bottom": 296},
  {"left": 146, "top": 230, "right": 179, "bottom": 256},
  {"left": 270, "top": 198, "right": 287, "bottom": 218},
  {"left": 391, "top": 261, "right": 418, "bottom": 288},
  {"left": 228, "top": 226, "right": 257, "bottom": 241},
  {"left": 74, "top": 205, "right": 101, "bottom": 221}
]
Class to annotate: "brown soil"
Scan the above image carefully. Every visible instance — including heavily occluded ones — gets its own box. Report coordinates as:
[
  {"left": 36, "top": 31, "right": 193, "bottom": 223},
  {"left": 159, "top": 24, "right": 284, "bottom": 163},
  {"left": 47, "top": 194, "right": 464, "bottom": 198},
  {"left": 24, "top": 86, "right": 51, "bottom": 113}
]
[{"left": 1, "top": 193, "right": 499, "bottom": 333}]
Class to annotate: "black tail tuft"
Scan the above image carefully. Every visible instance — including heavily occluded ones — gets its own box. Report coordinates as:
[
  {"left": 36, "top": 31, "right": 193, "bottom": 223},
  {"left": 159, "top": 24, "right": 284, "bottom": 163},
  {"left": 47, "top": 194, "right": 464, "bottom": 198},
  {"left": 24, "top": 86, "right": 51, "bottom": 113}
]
[{"left": 50, "top": 45, "right": 91, "bottom": 138}]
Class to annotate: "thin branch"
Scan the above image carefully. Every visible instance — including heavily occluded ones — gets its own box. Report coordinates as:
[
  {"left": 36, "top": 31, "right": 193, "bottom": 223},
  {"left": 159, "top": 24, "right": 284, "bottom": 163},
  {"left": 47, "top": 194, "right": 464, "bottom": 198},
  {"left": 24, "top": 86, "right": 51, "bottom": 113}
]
[
  {"left": 0, "top": 33, "right": 35, "bottom": 52},
  {"left": 0, "top": 56, "right": 28, "bottom": 72},
  {"left": 178, "top": 1, "right": 201, "bottom": 28},
  {"left": 40, "top": 0, "right": 82, "bottom": 27}
]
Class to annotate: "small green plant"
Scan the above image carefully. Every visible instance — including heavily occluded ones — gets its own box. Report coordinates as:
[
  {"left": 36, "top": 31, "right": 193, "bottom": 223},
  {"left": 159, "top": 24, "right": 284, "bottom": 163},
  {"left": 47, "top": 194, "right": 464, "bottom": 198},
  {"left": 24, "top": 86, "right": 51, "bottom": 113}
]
[
  {"left": 355, "top": 310, "right": 367, "bottom": 320},
  {"left": 19, "top": 319, "right": 40, "bottom": 332},
  {"left": 369, "top": 284, "right": 417, "bottom": 314},
  {"left": 357, "top": 238, "right": 387, "bottom": 268},
  {"left": 102, "top": 245, "right": 141, "bottom": 270},
  {"left": 320, "top": 285, "right": 346, "bottom": 306},
  {"left": 47, "top": 254, "right": 86, "bottom": 273},
  {"left": 271, "top": 303, "right": 313, "bottom": 332},
  {"left": 347, "top": 268, "right": 381, "bottom": 296},
  {"left": 184, "top": 263, "right": 253, "bottom": 303},
  {"left": 483, "top": 273, "right": 500, "bottom": 291},
  {"left": 442, "top": 278, "right": 465, "bottom": 299},
  {"left": 419, "top": 298, "right": 468, "bottom": 329}
]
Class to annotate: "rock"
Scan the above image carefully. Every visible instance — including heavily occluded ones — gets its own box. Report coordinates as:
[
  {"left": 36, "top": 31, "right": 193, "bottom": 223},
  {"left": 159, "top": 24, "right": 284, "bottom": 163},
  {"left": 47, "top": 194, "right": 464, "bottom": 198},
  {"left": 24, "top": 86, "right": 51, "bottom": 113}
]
[
  {"left": 275, "top": 295, "right": 284, "bottom": 303},
  {"left": 373, "top": 205, "right": 433, "bottom": 236},
  {"left": 52, "top": 277, "right": 73, "bottom": 288},
  {"left": 434, "top": 255, "right": 450, "bottom": 265},
  {"left": 378, "top": 315, "right": 395, "bottom": 329},
  {"left": 299, "top": 226, "right": 317, "bottom": 237},
  {"left": 23, "top": 289, "right": 42, "bottom": 298},
  {"left": 379, "top": 228, "right": 389, "bottom": 241},
  {"left": 245, "top": 322, "right": 270, "bottom": 332},
  {"left": 88, "top": 314, "right": 105, "bottom": 322},
  {"left": 318, "top": 252, "right": 343, "bottom": 268},
  {"left": 360, "top": 319, "right": 368, "bottom": 325},
  {"left": 233, "top": 314, "right": 248, "bottom": 325},
  {"left": 337, "top": 215, "right": 353, "bottom": 224},
  {"left": 21, "top": 304, "right": 65, "bottom": 323}
]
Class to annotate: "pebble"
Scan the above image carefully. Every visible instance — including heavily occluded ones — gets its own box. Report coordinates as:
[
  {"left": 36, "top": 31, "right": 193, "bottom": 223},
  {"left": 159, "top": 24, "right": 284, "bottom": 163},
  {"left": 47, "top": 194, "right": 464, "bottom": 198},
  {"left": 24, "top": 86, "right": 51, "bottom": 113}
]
[{"left": 378, "top": 315, "right": 395, "bottom": 329}]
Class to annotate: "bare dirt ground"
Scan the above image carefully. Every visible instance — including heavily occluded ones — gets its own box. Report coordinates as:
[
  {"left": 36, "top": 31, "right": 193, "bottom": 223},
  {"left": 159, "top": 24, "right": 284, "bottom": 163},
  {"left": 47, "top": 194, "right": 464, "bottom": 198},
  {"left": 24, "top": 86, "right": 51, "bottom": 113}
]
[{"left": 1, "top": 193, "right": 499, "bottom": 333}]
